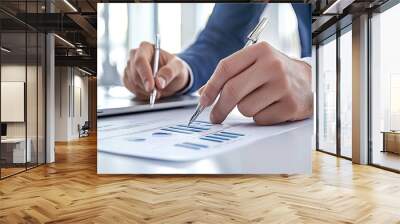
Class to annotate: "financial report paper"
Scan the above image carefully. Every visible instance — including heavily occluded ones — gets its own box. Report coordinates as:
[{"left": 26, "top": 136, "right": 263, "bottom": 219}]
[{"left": 98, "top": 107, "right": 312, "bottom": 162}]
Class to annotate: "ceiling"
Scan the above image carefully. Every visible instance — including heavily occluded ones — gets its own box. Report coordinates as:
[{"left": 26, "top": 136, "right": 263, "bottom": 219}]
[
  {"left": 0, "top": 0, "right": 98, "bottom": 73},
  {"left": 310, "top": 0, "right": 391, "bottom": 43}
]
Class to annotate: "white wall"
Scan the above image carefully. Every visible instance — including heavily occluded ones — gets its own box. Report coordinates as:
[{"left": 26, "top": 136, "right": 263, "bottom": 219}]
[
  {"left": 54, "top": 67, "right": 89, "bottom": 141},
  {"left": 1, "top": 65, "right": 40, "bottom": 138},
  {"left": 1, "top": 64, "right": 46, "bottom": 164}
]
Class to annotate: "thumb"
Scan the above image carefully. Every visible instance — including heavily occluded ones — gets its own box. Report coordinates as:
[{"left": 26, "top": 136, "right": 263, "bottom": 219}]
[{"left": 155, "top": 59, "right": 180, "bottom": 90}]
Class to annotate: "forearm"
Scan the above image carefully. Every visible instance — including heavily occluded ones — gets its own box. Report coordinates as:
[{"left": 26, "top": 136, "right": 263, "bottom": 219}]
[
  {"left": 178, "top": 3, "right": 265, "bottom": 93},
  {"left": 178, "top": 30, "right": 243, "bottom": 93}
]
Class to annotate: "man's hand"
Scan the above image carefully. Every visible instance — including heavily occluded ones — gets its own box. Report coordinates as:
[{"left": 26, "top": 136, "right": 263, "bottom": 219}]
[
  {"left": 123, "top": 41, "right": 189, "bottom": 100},
  {"left": 199, "top": 41, "right": 313, "bottom": 125}
]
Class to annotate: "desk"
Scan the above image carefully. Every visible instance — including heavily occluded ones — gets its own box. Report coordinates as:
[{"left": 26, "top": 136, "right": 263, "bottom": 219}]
[
  {"left": 1, "top": 138, "right": 31, "bottom": 164},
  {"left": 382, "top": 131, "right": 400, "bottom": 154},
  {"left": 98, "top": 107, "right": 313, "bottom": 174}
]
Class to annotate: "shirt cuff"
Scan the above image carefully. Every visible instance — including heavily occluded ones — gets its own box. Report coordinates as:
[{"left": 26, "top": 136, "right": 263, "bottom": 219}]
[
  {"left": 175, "top": 57, "right": 194, "bottom": 95},
  {"left": 299, "top": 57, "right": 312, "bottom": 67}
]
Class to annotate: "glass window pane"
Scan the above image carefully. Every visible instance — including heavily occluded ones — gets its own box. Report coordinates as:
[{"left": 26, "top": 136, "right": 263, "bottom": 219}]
[
  {"left": 318, "top": 37, "right": 337, "bottom": 154},
  {"left": 159, "top": 4, "right": 182, "bottom": 53},
  {"left": 371, "top": 3, "right": 400, "bottom": 171},
  {"left": 1, "top": 0, "right": 46, "bottom": 179},
  {"left": 1, "top": 30, "right": 28, "bottom": 177},
  {"left": 340, "top": 29, "right": 352, "bottom": 158},
  {"left": 27, "top": 30, "right": 38, "bottom": 169},
  {"left": 38, "top": 32, "right": 46, "bottom": 165}
]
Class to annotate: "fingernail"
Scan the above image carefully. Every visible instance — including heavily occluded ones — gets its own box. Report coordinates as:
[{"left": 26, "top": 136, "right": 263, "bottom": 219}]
[
  {"left": 157, "top": 77, "right": 166, "bottom": 89},
  {"left": 144, "top": 80, "right": 151, "bottom": 92}
]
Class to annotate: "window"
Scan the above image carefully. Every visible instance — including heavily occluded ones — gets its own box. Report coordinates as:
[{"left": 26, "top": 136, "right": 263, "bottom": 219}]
[
  {"left": 158, "top": 4, "right": 182, "bottom": 53},
  {"left": 339, "top": 28, "right": 352, "bottom": 158},
  {"left": 317, "top": 37, "right": 337, "bottom": 155},
  {"left": 370, "top": 3, "right": 400, "bottom": 171},
  {"left": 0, "top": 1, "right": 46, "bottom": 179},
  {"left": 316, "top": 24, "right": 353, "bottom": 159}
]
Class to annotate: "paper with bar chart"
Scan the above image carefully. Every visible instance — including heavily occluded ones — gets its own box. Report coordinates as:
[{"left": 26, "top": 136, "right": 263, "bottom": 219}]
[{"left": 98, "top": 107, "right": 310, "bottom": 162}]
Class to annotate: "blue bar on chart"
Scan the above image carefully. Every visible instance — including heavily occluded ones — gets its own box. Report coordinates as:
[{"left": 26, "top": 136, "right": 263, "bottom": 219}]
[
  {"left": 182, "top": 142, "right": 208, "bottom": 148},
  {"left": 176, "top": 124, "right": 210, "bottom": 131},
  {"left": 152, "top": 132, "right": 172, "bottom": 136},
  {"left": 204, "top": 135, "right": 230, "bottom": 141},
  {"left": 160, "top": 128, "right": 192, "bottom": 134},
  {"left": 192, "top": 120, "right": 213, "bottom": 126},
  {"left": 220, "top": 131, "right": 245, "bottom": 137},
  {"left": 168, "top": 126, "right": 202, "bottom": 133},
  {"left": 174, "top": 142, "right": 209, "bottom": 150},
  {"left": 126, "top": 137, "right": 146, "bottom": 142},
  {"left": 200, "top": 137, "right": 223, "bottom": 143},
  {"left": 159, "top": 123, "right": 213, "bottom": 135},
  {"left": 213, "top": 133, "right": 239, "bottom": 138},
  {"left": 199, "top": 130, "right": 245, "bottom": 144},
  {"left": 174, "top": 143, "right": 201, "bottom": 150}
]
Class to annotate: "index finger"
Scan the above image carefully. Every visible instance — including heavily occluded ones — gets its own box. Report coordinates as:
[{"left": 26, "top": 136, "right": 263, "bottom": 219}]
[
  {"left": 200, "top": 42, "right": 265, "bottom": 106},
  {"left": 132, "top": 42, "right": 154, "bottom": 92}
]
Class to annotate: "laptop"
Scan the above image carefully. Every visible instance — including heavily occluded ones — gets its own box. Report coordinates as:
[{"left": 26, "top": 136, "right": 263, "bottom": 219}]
[{"left": 97, "top": 86, "right": 198, "bottom": 117}]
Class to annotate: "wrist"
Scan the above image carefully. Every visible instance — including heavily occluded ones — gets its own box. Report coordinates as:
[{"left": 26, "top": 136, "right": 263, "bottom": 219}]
[
  {"left": 291, "top": 57, "right": 312, "bottom": 85},
  {"left": 175, "top": 57, "right": 194, "bottom": 95},
  {"left": 291, "top": 58, "right": 313, "bottom": 119}
]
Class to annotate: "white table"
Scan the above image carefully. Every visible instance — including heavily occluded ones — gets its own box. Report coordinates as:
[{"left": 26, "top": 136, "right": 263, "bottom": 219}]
[
  {"left": 98, "top": 107, "right": 313, "bottom": 174},
  {"left": 1, "top": 138, "right": 31, "bottom": 163}
]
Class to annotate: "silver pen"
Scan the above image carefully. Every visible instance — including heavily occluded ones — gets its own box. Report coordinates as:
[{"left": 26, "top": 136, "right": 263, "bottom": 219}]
[
  {"left": 187, "top": 17, "right": 268, "bottom": 126},
  {"left": 150, "top": 34, "right": 161, "bottom": 107}
]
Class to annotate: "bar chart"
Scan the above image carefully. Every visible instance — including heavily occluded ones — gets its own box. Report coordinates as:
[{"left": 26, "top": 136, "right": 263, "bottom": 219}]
[
  {"left": 99, "top": 117, "right": 249, "bottom": 161},
  {"left": 144, "top": 120, "right": 246, "bottom": 151}
]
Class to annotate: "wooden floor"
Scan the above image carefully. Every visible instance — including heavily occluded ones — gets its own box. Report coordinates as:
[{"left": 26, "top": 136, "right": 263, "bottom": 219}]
[
  {"left": 373, "top": 150, "right": 400, "bottom": 171},
  {"left": 1, "top": 135, "right": 400, "bottom": 223},
  {"left": 1, "top": 167, "right": 26, "bottom": 178}
]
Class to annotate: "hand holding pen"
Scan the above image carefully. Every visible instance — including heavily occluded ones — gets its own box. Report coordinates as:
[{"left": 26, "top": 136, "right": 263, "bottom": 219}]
[
  {"left": 188, "top": 18, "right": 268, "bottom": 126},
  {"left": 123, "top": 38, "right": 190, "bottom": 101},
  {"left": 150, "top": 34, "right": 161, "bottom": 107},
  {"left": 189, "top": 17, "right": 313, "bottom": 126}
]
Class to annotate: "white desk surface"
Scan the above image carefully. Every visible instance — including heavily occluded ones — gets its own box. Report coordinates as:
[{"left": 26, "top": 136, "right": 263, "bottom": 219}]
[
  {"left": 98, "top": 107, "right": 313, "bottom": 174},
  {"left": 1, "top": 138, "right": 27, "bottom": 144}
]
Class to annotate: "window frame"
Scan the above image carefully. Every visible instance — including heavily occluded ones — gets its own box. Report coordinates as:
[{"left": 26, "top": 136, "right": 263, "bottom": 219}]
[
  {"left": 315, "top": 22, "right": 353, "bottom": 161},
  {"left": 367, "top": 0, "right": 400, "bottom": 173},
  {"left": 0, "top": 0, "right": 47, "bottom": 180}
]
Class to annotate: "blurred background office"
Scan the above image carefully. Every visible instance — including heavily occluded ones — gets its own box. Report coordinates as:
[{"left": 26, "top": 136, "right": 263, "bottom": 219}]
[
  {"left": 97, "top": 3, "right": 214, "bottom": 98},
  {"left": 97, "top": 3, "right": 305, "bottom": 97}
]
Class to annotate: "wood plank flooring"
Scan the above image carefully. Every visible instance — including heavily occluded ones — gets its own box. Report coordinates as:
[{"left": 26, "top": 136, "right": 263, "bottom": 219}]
[{"left": 1, "top": 135, "right": 400, "bottom": 223}]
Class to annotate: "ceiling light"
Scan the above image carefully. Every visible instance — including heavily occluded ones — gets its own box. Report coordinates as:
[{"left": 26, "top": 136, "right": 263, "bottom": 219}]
[
  {"left": 63, "top": 0, "right": 78, "bottom": 12},
  {"left": 322, "top": 0, "right": 354, "bottom": 15},
  {"left": 54, "top": 34, "right": 75, "bottom": 48},
  {"left": 1, "top": 47, "right": 11, "bottom": 53}
]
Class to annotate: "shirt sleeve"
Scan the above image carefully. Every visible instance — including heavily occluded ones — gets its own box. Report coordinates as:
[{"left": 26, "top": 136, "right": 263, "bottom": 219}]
[
  {"left": 177, "top": 3, "right": 266, "bottom": 94},
  {"left": 175, "top": 57, "right": 195, "bottom": 95}
]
